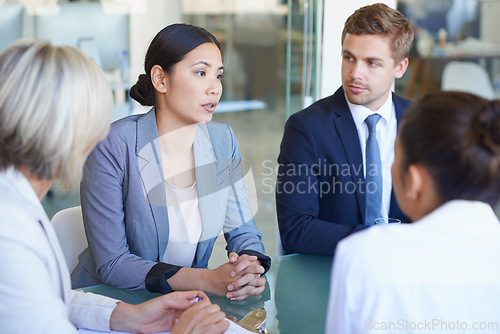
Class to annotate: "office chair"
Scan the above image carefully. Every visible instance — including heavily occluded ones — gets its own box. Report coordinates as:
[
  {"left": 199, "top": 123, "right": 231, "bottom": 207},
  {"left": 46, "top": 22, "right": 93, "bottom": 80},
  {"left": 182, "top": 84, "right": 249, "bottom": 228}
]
[
  {"left": 441, "top": 61, "right": 496, "bottom": 100},
  {"left": 50, "top": 206, "right": 87, "bottom": 273}
]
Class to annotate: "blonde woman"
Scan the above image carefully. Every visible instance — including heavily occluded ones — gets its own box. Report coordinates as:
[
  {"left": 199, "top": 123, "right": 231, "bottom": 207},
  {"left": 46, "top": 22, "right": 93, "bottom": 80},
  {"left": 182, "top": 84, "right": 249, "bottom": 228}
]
[{"left": 0, "top": 40, "right": 228, "bottom": 334}]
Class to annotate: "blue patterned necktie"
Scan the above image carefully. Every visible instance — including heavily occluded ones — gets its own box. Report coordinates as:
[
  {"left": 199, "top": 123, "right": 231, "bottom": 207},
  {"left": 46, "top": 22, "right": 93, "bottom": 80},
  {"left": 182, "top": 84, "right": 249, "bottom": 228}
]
[{"left": 364, "top": 114, "right": 383, "bottom": 226}]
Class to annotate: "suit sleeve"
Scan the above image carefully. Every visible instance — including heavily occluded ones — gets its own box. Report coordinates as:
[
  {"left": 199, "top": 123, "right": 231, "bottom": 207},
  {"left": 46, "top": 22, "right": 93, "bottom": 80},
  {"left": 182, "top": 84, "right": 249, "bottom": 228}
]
[
  {"left": 276, "top": 112, "right": 367, "bottom": 255},
  {"left": 222, "top": 125, "right": 271, "bottom": 273}
]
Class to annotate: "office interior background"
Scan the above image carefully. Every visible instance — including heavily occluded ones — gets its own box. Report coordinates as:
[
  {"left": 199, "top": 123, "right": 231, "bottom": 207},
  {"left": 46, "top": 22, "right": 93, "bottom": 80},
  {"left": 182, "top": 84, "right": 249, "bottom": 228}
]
[{"left": 1, "top": 0, "right": 499, "bottom": 265}]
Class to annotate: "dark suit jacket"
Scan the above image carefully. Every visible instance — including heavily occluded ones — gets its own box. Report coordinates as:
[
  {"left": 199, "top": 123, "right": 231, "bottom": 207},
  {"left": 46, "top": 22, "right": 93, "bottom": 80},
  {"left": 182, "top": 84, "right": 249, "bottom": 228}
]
[{"left": 276, "top": 87, "right": 411, "bottom": 255}]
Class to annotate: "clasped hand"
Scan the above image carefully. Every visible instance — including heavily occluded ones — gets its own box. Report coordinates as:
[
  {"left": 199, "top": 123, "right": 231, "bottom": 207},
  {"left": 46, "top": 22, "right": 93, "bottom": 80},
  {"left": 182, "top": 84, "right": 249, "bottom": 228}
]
[{"left": 209, "top": 252, "right": 266, "bottom": 300}]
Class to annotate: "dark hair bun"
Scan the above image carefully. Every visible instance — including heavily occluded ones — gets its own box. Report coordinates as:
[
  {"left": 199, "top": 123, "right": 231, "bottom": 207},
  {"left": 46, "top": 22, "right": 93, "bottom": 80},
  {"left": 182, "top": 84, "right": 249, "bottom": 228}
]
[
  {"left": 129, "top": 74, "right": 155, "bottom": 106},
  {"left": 399, "top": 91, "right": 500, "bottom": 206},
  {"left": 130, "top": 24, "right": 221, "bottom": 108},
  {"left": 475, "top": 99, "right": 500, "bottom": 155}
]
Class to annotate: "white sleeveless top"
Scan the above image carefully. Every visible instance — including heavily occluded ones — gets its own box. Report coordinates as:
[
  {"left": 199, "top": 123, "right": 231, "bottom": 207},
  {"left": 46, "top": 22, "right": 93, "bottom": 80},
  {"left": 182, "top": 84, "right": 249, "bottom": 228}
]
[{"left": 162, "top": 179, "right": 203, "bottom": 267}]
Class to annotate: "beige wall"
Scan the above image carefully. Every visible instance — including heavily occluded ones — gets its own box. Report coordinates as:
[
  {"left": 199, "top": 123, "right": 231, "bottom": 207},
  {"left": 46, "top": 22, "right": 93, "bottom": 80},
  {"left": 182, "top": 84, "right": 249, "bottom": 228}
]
[
  {"left": 480, "top": 1, "right": 500, "bottom": 83},
  {"left": 480, "top": 1, "right": 500, "bottom": 44},
  {"left": 129, "top": 0, "right": 181, "bottom": 113}
]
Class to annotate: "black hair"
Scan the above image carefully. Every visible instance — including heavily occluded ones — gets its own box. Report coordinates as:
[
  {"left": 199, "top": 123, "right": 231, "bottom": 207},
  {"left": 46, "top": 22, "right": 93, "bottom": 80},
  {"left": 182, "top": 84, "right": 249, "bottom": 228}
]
[
  {"left": 398, "top": 91, "right": 500, "bottom": 206},
  {"left": 130, "top": 23, "right": 221, "bottom": 106}
]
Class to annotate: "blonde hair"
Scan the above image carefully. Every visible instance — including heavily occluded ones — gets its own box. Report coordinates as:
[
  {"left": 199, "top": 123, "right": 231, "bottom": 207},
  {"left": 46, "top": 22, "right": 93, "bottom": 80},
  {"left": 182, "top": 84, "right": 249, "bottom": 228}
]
[{"left": 0, "top": 40, "right": 113, "bottom": 189}]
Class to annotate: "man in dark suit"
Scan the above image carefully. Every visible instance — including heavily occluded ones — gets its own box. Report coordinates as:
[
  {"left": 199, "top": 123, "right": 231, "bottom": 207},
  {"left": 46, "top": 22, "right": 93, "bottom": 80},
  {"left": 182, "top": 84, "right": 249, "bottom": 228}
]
[{"left": 276, "top": 3, "right": 415, "bottom": 255}]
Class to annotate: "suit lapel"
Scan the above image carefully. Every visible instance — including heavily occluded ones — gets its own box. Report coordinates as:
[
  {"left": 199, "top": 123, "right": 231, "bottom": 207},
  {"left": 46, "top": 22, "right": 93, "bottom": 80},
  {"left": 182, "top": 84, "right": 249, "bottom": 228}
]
[
  {"left": 38, "top": 218, "right": 71, "bottom": 302},
  {"left": 389, "top": 92, "right": 411, "bottom": 222},
  {"left": 393, "top": 92, "right": 406, "bottom": 127},
  {"left": 136, "top": 108, "right": 169, "bottom": 260},
  {"left": 331, "top": 89, "right": 365, "bottom": 219}
]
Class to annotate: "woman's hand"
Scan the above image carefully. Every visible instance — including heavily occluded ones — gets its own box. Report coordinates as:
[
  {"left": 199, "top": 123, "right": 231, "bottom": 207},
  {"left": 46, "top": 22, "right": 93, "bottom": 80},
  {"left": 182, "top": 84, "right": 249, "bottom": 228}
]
[
  {"left": 171, "top": 294, "right": 229, "bottom": 334},
  {"left": 110, "top": 291, "right": 228, "bottom": 334},
  {"left": 225, "top": 252, "right": 266, "bottom": 300},
  {"left": 165, "top": 254, "right": 267, "bottom": 300},
  {"left": 204, "top": 261, "right": 244, "bottom": 297}
]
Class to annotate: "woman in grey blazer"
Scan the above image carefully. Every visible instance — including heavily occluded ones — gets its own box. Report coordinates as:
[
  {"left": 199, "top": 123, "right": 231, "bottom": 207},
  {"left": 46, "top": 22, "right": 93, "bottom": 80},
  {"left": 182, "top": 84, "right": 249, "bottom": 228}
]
[{"left": 72, "top": 24, "right": 270, "bottom": 300}]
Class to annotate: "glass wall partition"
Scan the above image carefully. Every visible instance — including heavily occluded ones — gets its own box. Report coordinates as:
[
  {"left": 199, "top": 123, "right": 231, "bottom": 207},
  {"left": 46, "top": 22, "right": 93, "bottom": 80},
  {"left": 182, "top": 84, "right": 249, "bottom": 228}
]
[
  {"left": 181, "top": 0, "right": 320, "bottom": 118},
  {"left": 180, "top": 0, "right": 320, "bottom": 260},
  {"left": 0, "top": 0, "right": 321, "bottom": 258},
  {"left": 180, "top": 0, "right": 287, "bottom": 261},
  {"left": 285, "top": 0, "right": 321, "bottom": 118}
]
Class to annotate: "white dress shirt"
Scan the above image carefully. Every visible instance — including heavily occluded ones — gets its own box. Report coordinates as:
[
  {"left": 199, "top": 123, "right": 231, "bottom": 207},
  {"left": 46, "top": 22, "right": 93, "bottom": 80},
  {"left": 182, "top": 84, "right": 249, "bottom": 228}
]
[
  {"left": 0, "top": 168, "right": 118, "bottom": 333},
  {"left": 347, "top": 94, "right": 397, "bottom": 219},
  {"left": 325, "top": 200, "right": 500, "bottom": 334}
]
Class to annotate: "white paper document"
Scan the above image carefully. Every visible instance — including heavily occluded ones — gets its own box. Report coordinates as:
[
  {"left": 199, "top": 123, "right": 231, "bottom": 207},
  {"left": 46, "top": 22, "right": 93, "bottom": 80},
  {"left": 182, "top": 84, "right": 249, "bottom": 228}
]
[{"left": 78, "top": 318, "right": 256, "bottom": 334}]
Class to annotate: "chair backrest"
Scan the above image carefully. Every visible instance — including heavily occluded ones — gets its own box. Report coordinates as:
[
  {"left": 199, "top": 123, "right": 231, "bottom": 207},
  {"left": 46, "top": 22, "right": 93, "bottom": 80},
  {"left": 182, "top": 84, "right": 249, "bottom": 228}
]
[
  {"left": 50, "top": 206, "right": 87, "bottom": 273},
  {"left": 441, "top": 61, "right": 496, "bottom": 100}
]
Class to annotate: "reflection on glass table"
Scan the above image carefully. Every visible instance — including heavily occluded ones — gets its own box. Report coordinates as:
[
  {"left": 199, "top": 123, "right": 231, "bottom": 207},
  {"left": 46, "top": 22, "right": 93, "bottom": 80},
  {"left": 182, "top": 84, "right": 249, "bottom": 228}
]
[{"left": 82, "top": 254, "right": 333, "bottom": 334}]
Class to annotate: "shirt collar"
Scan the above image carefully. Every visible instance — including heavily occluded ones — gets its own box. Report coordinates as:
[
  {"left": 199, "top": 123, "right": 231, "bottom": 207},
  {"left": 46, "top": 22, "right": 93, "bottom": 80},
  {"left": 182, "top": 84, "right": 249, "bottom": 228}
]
[
  {"left": 1, "top": 167, "right": 46, "bottom": 216},
  {"left": 414, "top": 199, "right": 500, "bottom": 235},
  {"left": 346, "top": 93, "right": 393, "bottom": 130}
]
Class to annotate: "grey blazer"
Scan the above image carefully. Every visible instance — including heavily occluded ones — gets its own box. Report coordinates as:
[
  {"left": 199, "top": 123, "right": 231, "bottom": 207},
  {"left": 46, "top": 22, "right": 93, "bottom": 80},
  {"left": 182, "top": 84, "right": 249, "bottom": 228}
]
[{"left": 72, "top": 108, "right": 269, "bottom": 292}]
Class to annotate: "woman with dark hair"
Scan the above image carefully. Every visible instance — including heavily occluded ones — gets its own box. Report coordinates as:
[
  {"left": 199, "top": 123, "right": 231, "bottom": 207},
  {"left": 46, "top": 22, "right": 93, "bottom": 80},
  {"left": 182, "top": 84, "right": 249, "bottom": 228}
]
[
  {"left": 73, "top": 23, "right": 270, "bottom": 301},
  {"left": 325, "top": 91, "right": 500, "bottom": 333}
]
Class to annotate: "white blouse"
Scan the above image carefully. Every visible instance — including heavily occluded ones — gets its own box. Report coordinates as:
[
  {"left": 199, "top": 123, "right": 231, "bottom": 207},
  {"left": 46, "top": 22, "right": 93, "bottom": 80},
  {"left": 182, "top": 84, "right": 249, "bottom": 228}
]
[
  {"left": 162, "top": 180, "right": 203, "bottom": 267},
  {"left": 325, "top": 200, "right": 500, "bottom": 334}
]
